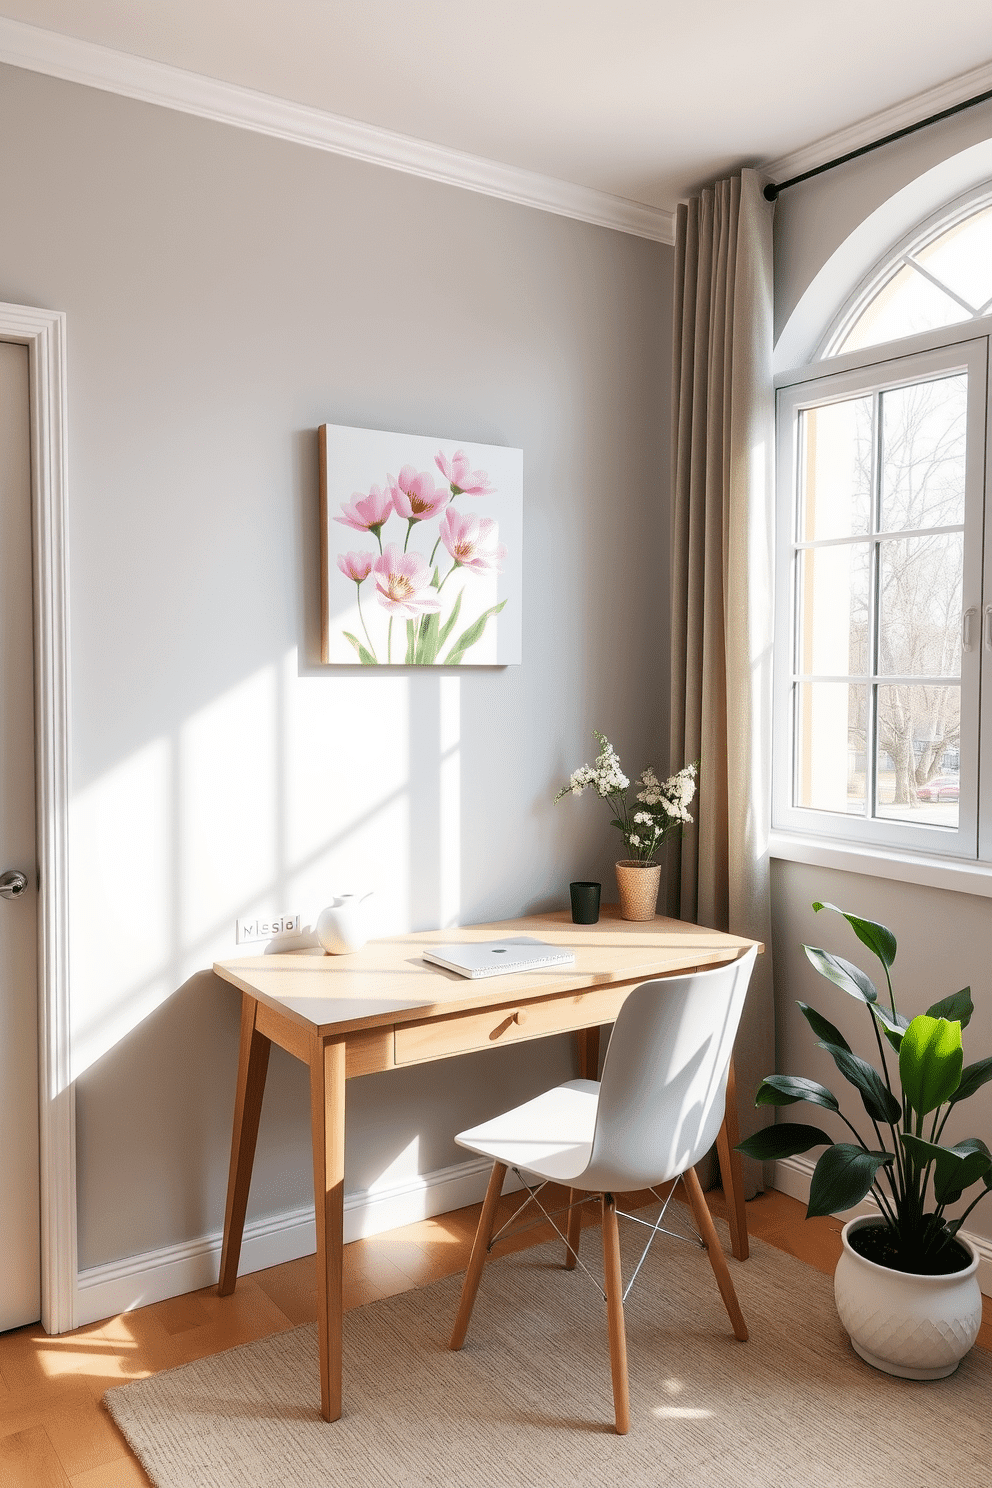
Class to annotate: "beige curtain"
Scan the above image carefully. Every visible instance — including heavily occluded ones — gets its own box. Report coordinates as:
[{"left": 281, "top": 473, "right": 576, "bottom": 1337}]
[{"left": 668, "top": 169, "right": 775, "bottom": 1192}]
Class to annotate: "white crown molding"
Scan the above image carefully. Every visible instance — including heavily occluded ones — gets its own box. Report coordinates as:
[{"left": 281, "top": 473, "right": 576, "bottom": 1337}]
[
  {"left": 0, "top": 15, "right": 673, "bottom": 245},
  {"left": 765, "top": 57, "right": 992, "bottom": 191}
]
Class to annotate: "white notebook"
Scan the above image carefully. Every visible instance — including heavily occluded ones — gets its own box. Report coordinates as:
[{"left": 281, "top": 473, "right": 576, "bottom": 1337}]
[{"left": 422, "top": 936, "right": 575, "bottom": 979}]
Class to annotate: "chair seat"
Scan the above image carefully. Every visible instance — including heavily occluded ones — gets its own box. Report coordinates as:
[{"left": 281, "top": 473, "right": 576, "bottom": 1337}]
[{"left": 455, "top": 1078, "right": 599, "bottom": 1184}]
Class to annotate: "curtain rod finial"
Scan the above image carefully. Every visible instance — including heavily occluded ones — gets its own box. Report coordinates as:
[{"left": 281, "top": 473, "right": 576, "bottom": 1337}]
[{"left": 763, "top": 182, "right": 779, "bottom": 202}]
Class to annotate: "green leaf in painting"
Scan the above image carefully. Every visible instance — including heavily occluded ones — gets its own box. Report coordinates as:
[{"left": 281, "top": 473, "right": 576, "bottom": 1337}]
[
  {"left": 755, "top": 1075, "right": 839, "bottom": 1112},
  {"left": 803, "top": 946, "right": 877, "bottom": 1005},
  {"left": 819, "top": 1043, "right": 901, "bottom": 1125},
  {"left": 735, "top": 1122, "right": 833, "bottom": 1162},
  {"left": 951, "top": 1055, "right": 992, "bottom": 1104},
  {"left": 926, "top": 987, "right": 973, "bottom": 1030},
  {"left": 415, "top": 610, "right": 441, "bottom": 665},
  {"left": 343, "top": 631, "right": 376, "bottom": 665},
  {"left": 807, "top": 1144, "right": 892, "bottom": 1218},
  {"left": 797, "top": 1001, "right": 851, "bottom": 1053},
  {"left": 812, "top": 901, "right": 897, "bottom": 968},
  {"left": 899, "top": 1015, "right": 964, "bottom": 1117},
  {"left": 444, "top": 599, "right": 507, "bottom": 665},
  {"left": 405, "top": 620, "right": 417, "bottom": 665},
  {"left": 436, "top": 587, "right": 464, "bottom": 652}
]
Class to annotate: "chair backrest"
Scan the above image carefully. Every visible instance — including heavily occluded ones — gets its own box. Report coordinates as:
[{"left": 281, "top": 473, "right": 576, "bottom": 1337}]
[{"left": 576, "top": 945, "right": 757, "bottom": 1194}]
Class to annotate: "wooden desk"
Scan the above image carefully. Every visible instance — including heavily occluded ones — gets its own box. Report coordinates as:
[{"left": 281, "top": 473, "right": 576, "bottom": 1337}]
[{"left": 214, "top": 907, "right": 757, "bottom": 1422}]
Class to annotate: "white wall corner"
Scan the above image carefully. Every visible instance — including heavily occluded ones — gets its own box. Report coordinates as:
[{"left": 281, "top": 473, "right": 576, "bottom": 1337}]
[
  {"left": 73, "top": 1155, "right": 523, "bottom": 1328},
  {"left": 771, "top": 1156, "right": 992, "bottom": 1298},
  {"left": 0, "top": 15, "right": 673, "bottom": 245}
]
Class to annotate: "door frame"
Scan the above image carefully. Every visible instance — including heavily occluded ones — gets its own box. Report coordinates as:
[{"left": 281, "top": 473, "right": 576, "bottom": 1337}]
[{"left": 0, "top": 302, "right": 73, "bottom": 1334}]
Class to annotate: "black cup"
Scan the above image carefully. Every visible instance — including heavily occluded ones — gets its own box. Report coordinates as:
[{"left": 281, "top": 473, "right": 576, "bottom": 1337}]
[{"left": 570, "top": 881, "right": 601, "bottom": 924}]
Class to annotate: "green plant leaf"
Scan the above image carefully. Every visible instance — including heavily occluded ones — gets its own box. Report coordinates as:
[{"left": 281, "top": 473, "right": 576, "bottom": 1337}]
[
  {"left": 436, "top": 587, "right": 464, "bottom": 650},
  {"left": 951, "top": 1055, "right": 992, "bottom": 1104},
  {"left": 797, "top": 1002, "right": 852, "bottom": 1053},
  {"left": 405, "top": 620, "right": 417, "bottom": 665},
  {"left": 812, "top": 901, "right": 897, "bottom": 968},
  {"left": 803, "top": 946, "right": 877, "bottom": 1005},
  {"left": 343, "top": 631, "right": 376, "bottom": 665},
  {"left": 736, "top": 1122, "right": 833, "bottom": 1162},
  {"left": 899, "top": 1015, "right": 964, "bottom": 1117},
  {"left": 819, "top": 1043, "right": 901, "bottom": 1125},
  {"left": 755, "top": 1076, "right": 839, "bottom": 1112},
  {"left": 902, "top": 1134, "right": 992, "bottom": 1204},
  {"left": 869, "top": 1001, "right": 909, "bottom": 1052},
  {"left": 443, "top": 599, "right": 507, "bottom": 665},
  {"left": 807, "top": 1143, "right": 892, "bottom": 1218},
  {"left": 926, "top": 987, "right": 973, "bottom": 1030}
]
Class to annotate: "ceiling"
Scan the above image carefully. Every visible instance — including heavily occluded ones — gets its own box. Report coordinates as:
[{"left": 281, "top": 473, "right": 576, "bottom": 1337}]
[{"left": 3, "top": 1, "right": 992, "bottom": 214}]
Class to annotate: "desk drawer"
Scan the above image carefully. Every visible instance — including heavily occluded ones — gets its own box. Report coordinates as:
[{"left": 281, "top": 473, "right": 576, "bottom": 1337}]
[{"left": 393, "top": 984, "right": 630, "bottom": 1066}]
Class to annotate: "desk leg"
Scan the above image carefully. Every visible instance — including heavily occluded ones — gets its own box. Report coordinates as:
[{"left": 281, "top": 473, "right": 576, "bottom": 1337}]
[
  {"left": 219, "top": 995, "right": 271, "bottom": 1295},
  {"left": 577, "top": 1026, "right": 601, "bottom": 1081},
  {"left": 311, "top": 1037, "right": 346, "bottom": 1423},
  {"left": 715, "top": 1057, "right": 749, "bottom": 1261}
]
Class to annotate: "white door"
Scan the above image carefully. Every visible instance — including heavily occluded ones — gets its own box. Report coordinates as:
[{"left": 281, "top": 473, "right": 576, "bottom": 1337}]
[{"left": 0, "top": 339, "right": 41, "bottom": 1330}]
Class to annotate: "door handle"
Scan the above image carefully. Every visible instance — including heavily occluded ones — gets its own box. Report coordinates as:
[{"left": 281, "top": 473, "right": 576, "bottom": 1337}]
[
  {"left": 963, "top": 606, "right": 978, "bottom": 650},
  {"left": 985, "top": 606, "right": 992, "bottom": 649},
  {"left": 0, "top": 869, "right": 28, "bottom": 900}
]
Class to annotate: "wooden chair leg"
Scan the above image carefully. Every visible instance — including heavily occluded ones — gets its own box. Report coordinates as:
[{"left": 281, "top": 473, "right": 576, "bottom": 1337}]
[
  {"left": 715, "top": 1057, "right": 749, "bottom": 1260},
  {"left": 601, "top": 1193, "right": 630, "bottom": 1435},
  {"left": 565, "top": 1187, "right": 582, "bottom": 1269},
  {"left": 682, "top": 1165, "right": 748, "bottom": 1342},
  {"left": 450, "top": 1162, "right": 508, "bottom": 1350}
]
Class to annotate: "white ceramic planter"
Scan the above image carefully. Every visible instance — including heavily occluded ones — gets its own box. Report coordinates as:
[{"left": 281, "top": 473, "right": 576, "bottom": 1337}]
[
  {"left": 316, "top": 892, "right": 372, "bottom": 955},
  {"left": 834, "top": 1215, "right": 983, "bottom": 1379}
]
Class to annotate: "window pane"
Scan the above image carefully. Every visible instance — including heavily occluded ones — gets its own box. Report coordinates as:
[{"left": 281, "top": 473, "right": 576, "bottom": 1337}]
[
  {"left": 838, "top": 264, "right": 970, "bottom": 354},
  {"left": 796, "top": 683, "right": 867, "bottom": 815},
  {"left": 879, "top": 375, "right": 967, "bottom": 531},
  {"left": 878, "top": 533, "right": 963, "bottom": 679},
  {"left": 913, "top": 204, "right": 992, "bottom": 313},
  {"left": 799, "top": 544, "right": 869, "bottom": 675},
  {"left": 799, "top": 398, "right": 872, "bottom": 539},
  {"left": 875, "top": 684, "right": 960, "bottom": 827}
]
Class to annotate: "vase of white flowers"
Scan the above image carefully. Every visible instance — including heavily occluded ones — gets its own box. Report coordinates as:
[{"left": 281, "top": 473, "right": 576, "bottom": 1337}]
[{"left": 555, "top": 732, "right": 697, "bottom": 921}]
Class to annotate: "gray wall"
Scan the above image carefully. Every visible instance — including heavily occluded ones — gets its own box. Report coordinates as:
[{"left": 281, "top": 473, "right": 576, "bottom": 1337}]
[
  {"left": 0, "top": 65, "right": 673, "bottom": 1270},
  {"left": 771, "top": 108, "right": 992, "bottom": 1251}
]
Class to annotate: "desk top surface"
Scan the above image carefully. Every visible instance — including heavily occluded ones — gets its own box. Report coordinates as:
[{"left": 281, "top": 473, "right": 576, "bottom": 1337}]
[{"left": 213, "top": 907, "right": 758, "bottom": 1037}]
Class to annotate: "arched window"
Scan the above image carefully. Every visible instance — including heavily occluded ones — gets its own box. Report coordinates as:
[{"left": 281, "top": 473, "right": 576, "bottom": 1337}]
[
  {"left": 824, "top": 190, "right": 992, "bottom": 357},
  {"left": 774, "top": 188, "right": 992, "bottom": 861}
]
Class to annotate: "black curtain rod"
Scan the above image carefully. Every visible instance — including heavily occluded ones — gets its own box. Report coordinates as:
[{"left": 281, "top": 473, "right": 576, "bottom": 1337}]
[{"left": 763, "top": 85, "right": 992, "bottom": 202}]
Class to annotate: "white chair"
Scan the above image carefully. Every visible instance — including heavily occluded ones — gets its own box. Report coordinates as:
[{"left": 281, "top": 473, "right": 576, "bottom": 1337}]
[{"left": 449, "top": 945, "right": 757, "bottom": 1433}]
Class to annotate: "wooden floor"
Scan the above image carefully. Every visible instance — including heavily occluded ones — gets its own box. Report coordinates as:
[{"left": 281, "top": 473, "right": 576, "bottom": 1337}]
[{"left": 1, "top": 1186, "right": 989, "bottom": 1486}]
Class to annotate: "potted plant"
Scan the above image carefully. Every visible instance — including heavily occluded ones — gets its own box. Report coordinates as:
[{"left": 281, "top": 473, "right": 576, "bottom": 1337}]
[
  {"left": 555, "top": 732, "right": 696, "bottom": 920},
  {"left": 739, "top": 900, "right": 991, "bottom": 1378}
]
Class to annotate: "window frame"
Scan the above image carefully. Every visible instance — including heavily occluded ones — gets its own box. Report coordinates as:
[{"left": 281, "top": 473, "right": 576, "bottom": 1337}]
[{"left": 773, "top": 335, "right": 990, "bottom": 859}]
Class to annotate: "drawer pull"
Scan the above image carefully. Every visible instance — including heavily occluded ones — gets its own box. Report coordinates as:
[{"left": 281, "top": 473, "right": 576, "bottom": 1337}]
[{"left": 514, "top": 1009, "right": 528, "bottom": 1026}]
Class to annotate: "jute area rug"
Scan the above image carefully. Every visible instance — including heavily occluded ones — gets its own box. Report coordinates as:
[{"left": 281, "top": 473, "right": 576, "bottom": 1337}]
[{"left": 105, "top": 1216, "right": 990, "bottom": 1488}]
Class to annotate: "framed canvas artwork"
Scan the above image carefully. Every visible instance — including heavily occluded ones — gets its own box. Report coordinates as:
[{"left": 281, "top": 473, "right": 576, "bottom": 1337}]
[{"left": 319, "top": 423, "right": 522, "bottom": 666}]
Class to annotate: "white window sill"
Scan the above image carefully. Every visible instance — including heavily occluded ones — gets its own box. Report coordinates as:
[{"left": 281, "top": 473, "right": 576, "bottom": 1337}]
[{"left": 768, "top": 830, "right": 992, "bottom": 900}]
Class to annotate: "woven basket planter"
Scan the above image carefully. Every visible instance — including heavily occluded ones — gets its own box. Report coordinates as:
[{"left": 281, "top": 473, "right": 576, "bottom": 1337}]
[{"left": 614, "top": 860, "right": 662, "bottom": 921}]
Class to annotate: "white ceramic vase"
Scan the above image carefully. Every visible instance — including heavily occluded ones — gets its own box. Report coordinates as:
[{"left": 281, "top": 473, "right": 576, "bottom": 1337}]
[
  {"left": 316, "top": 892, "right": 373, "bottom": 955},
  {"left": 834, "top": 1215, "right": 982, "bottom": 1379}
]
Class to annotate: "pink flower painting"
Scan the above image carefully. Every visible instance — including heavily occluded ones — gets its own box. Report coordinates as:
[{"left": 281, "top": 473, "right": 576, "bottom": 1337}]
[
  {"left": 320, "top": 424, "right": 521, "bottom": 666},
  {"left": 439, "top": 509, "right": 506, "bottom": 575},
  {"left": 435, "top": 448, "right": 497, "bottom": 497}
]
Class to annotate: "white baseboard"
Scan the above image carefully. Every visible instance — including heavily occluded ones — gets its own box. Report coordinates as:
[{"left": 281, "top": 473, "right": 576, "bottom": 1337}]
[
  {"left": 74, "top": 1155, "right": 522, "bottom": 1329},
  {"left": 771, "top": 1156, "right": 992, "bottom": 1298}
]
